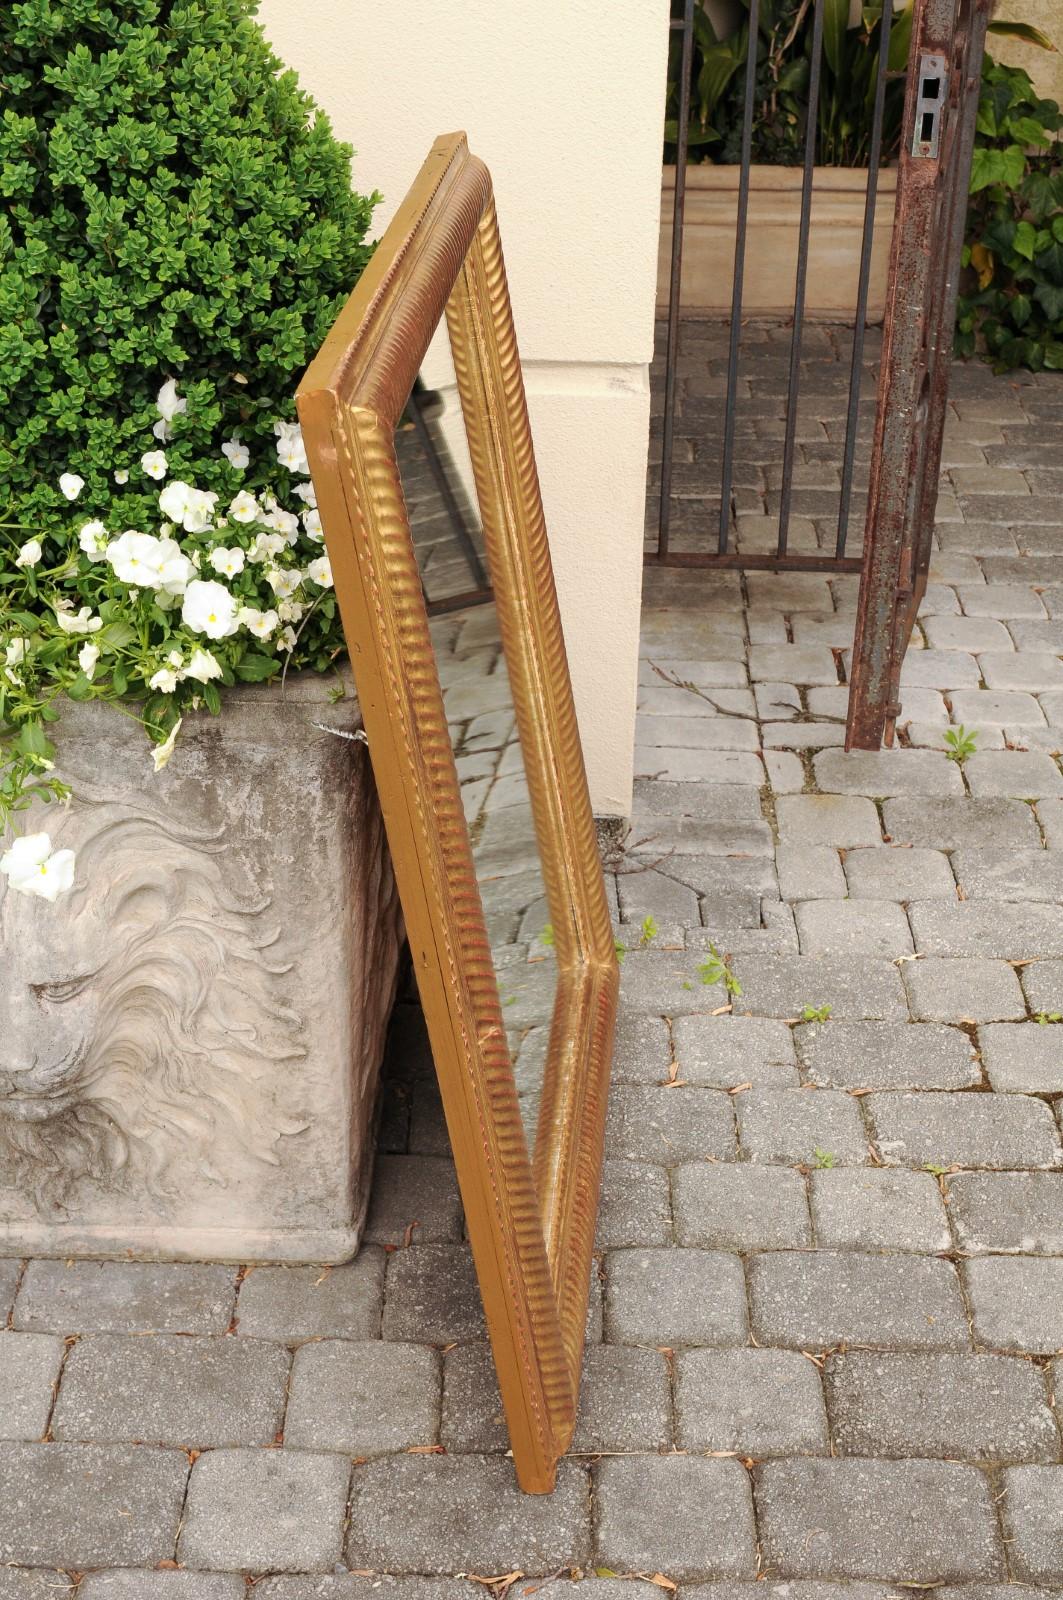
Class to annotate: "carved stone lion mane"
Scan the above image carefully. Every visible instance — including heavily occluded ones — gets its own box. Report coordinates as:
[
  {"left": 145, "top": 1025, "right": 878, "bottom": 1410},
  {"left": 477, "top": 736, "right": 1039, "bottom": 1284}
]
[{"left": 0, "top": 803, "right": 308, "bottom": 1215}]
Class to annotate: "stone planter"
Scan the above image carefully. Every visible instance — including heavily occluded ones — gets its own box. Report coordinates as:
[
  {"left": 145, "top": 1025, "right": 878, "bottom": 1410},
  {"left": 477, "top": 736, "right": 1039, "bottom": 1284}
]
[
  {"left": 0, "top": 672, "right": 402, "bottom": 1263},
  {"left": 658, "top": 163, "right": 898, "bottom": 321}
]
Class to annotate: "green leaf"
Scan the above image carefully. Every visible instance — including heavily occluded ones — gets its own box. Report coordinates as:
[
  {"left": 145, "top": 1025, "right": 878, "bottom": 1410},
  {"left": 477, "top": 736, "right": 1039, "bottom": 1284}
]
[
  {"left": 1043, "top": 342, "right": 1063, "bottom": 369},
  {"left": 234, "top": 652, "right": 281, "bottom": 682},
  {"left": 969, "top": 145, "right": 1028, "bottom": 193},
  {"left": 1010, "top": 292, "right": 1033, "bottom": 328},
  {"left": 822, "top": 0, "right": 850, "bottom": 77},
  {"left": 1034, "top": 279, "right": 1063, "bottom": 321},
  {"left": 1013, "top": 220, "right": 1038, "bottom": 260},
  {"left": 987, "top": 19, "right": 1058, "bottom": 51},
  {"left": 15, "top": 722, "right": 53, "bottom": 761}
]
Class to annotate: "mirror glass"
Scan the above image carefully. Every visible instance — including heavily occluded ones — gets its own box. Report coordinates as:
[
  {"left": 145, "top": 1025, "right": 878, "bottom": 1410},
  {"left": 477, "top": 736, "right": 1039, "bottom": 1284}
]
[{"left": 397, "top": 368, "right": 556, "bottom": 1152}]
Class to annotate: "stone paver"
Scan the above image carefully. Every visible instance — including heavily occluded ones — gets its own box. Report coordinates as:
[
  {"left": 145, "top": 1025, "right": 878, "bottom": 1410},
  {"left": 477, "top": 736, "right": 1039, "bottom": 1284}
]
[
  {"left": 825, "top": 1351, "right": 1059, "bottom": 1462},
  {"left": 749, "top": 1251, "right": 969, "bottom": 1350},
  {"left": 810, "top": 1169, "right": 951, "bottom": 1252},
  {"left": 0, "top": 1334, "right": 62, "bottom": 1442},
  {"left": 1002, "top": 1466, "right": 1063, "bottom": 1583},
  {"left": 755, "top": 1459, "right": 1003, "bottom": 1580},
  {"left": 734, "top": 954, "right": 907, "bottom": 1019},
  {"left": 671, "top": 1013, "right": 798, "bottom": 1087},
  {"left": 844, "top": 846, "right": 956, "bottom": 900},
  {"left": 675, "top": 1348, "right": 829, "bottom": 1454},
  {"left": 673, "top": 1162, "right": 811, "bottom": 1249},
  {"left": 347, "top": 1456, "right": 590, "bottom": 1572},
  {"left": 979, "top": 1022, "right": 1063, "bottom": 1091},
  {"left": 52, "top": 1333, "right": 289, "bottom": 1448},
  {"left": 909, "top": 900, "right": 1063, "bottom": 959},
  {"left": 737, "top": 1087, "right": 870, "bottom": 1165},
  {"left": 795, "top": 1020, "right": 979, "bottom": 1088},
  {"left": 605, "top": 1247, "right": 748, "bottom": 1346},
  {"left": 946, "top": 1170, "right": 1063, "bottom": 1253},
  {"left": 13, "top": 1261, "right": 235, "bottom": 1334},
  {"left": 812, "top": 749, "right": 964, "bottom": 797},
  {"left": 882, "top": 796, "right": 1041, "bottom": 848},
  {"left": 285, "top": 1341, "right": 440, "bottom": 1455},
  {"left": 179, "top": 1449, "right": 350, "bottom": 1572},
  {"left": 595, "top": 1455, "right": 755, "bottom": 1578},
  {"left": 776, "top": 794, "right": 883, "bottom": 847},
  {"left": 235, "top": 1256, "right": 385, "bottom": 1342},
  {"left": 902, "top": 958, "right": 1027, "bottom": 1022},
  {"left": 795, "top": 898, "right": 914, "bottom": 957},
  {"left": 604, "top": 1082, "right": 736, "bottom": 1162},
  {"left": 867, "top": 1090, "right": 1063, "bottom": 1170},
  {"left": 0, "top": 1443, "right": 188, "bottom": 1567},
  {"left": 964, "top": 1257, "right": 1063, "bottom": 1353}
]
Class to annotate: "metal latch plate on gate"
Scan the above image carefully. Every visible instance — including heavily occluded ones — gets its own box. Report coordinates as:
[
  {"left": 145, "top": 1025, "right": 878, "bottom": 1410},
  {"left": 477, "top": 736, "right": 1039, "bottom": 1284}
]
[{"left": 911, "top": 52, "right": 948, "bottom": 158}]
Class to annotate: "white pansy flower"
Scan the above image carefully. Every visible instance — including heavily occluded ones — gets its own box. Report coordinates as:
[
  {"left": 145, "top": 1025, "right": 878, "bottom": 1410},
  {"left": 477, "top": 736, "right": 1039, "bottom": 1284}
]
[
  {"left": 141, "top": 450, "right": 168, "bottom": 481},
  {"left": 277, "top": 599, "right": 305, "bottom": 624},
  {"left": 78, "top": 642, "right": 100, "bottom": 679},
  {"left": 79, "top": 520, "right": 109, "bottom": 557},
  {"left": 209, "top": 546, "right": 245, "bottom": 578},
  {"left": 307, "top": 555, "right": 333, "bottom": 589},
  {"left": 158, "top": 544, "right": 195, "bottom": 597},
  {"left": 149, "top": 666, "right": 180, "bottom": 692},
  {"left": 185, "top": 647, "right": 223, "bottom": 683},
  {"left": 267, "top": 566, "right": 301, "bottom": 600},
  {"left": 158, "top": 481, "right": 217, "bottom": 534},
  {"left": 167, "top": 649, "right": 184, "bottom": 668},
  {"left": 182, "top": 579, "right": 238, "bottom": 640},
  {"left": 263, "top": 505, "right": 299, "bottom": 542},
  {"left": 153, "top": 378, "right": 187, "bottom": 442},
  {"left": 228, "top": 491, "right": 260, "bottom": 524},
  {"left": 14, "top": 539, "right": 42, "bottom": 569},
  {"left": 152, "top": 717, "right": 182, "bottom": 773},
  {"left": 238, "top": 605, "right": 280, "bottom": 640},
  {"left": 221, "top": 439, "right": 250, "bottom": 471},
  {"left": 158, "top": 480, "right": 192, "bottom": 524},
  {"left": 293, "top": 480, "right": 317, "bottom": 507},
  {"left": 278, "top": 625, "right": 297, "bottom": 652},
  {"left": 302, "top": 508, "right": 323, "bottom": 541},
  {"left": 113, "top": 468, "right": 129, "bottom": 484},
  {"left": 248, "top": 531, "right": 286, "bottom": 564},
  {"left": 5, "top": 639, "right": 27, "bottom": 667},
  {"left": 56, "top": 606, "right": 102, "bottom": 636},
  {"left": 273, "top": 419, "right": 309, "bottom": 475},
  {"left": 59, "top": 473, "right": 84, "bottom": 501},
  {"left": 0, "top": 832, "right": 76, "bottom": 903}
]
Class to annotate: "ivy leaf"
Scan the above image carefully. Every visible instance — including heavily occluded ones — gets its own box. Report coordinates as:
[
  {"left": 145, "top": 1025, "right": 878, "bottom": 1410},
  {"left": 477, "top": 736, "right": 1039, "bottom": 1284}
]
[
  {"left": 1013, "top": 221, "right": 1038, "bottom": 260},
  {"left": 1010, "top": 292, "right": 1033, "bottom": 328},
  {"left": 969, "top": 144, "right": 1027, "bottom": 193},
  {"left": 1034, "top": 280, "right": 1063, "bottom": 322}
]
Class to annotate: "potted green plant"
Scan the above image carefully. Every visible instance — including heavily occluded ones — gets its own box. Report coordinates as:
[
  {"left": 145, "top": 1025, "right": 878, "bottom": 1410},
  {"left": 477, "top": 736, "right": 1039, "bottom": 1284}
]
[
  {"left": 0, "top": 0, "right": 402, "bottom": 1262},
  {"left": 659, "top": 0, "right": 1054, "bottom": 321}
]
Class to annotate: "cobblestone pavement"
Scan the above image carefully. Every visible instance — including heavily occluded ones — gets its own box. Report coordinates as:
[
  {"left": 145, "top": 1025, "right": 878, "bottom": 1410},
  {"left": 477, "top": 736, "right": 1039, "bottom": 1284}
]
[{"left": 2, "top": 331, "right": 1063, "bottom": 1592}]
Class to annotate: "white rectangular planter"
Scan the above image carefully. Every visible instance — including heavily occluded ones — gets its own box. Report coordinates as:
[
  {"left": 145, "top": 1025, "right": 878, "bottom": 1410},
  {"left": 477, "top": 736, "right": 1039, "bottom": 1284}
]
[
  {"left": 658, "top": 163, "right": 898, "bottom": 322},
  {"left": 0, "top": 673, "right": 403, "bottom": 1263}
]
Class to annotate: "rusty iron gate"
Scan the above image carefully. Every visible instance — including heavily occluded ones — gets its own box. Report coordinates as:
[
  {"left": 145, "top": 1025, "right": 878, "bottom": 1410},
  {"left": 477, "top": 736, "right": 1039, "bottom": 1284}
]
[
  {"left": 654, "top": 0, "right": 991, "bottom": 745},
  {"left": 847, "top": 0, "right": 991, "bottom": 746}
]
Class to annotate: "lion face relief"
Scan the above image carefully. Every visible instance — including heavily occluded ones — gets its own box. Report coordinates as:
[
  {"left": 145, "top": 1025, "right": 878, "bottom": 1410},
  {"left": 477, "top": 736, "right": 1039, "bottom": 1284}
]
[{"left": 0, "top": 803, "right": 310, "bottom": 1216}]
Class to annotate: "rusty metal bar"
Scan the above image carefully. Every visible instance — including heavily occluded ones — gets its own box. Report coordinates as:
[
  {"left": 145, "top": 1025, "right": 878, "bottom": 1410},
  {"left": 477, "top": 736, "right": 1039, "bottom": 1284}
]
[
  {"left": 718, "top": 0, "right": 760, "bottom": 554},
  {"left": 646, "top": 551, "right": 864, "bottom": 572},
  {"left": 777, "top": 0, "right": 825, "bottom": 557},
  {"left": 846, "top": 0, "right": 991, "bottom": 749},
  {"left": 836, "top": 0, "right": 895, "bottom": 558},
  {"left": 658, "top": 0, "right": 697, "bottom": 561}
]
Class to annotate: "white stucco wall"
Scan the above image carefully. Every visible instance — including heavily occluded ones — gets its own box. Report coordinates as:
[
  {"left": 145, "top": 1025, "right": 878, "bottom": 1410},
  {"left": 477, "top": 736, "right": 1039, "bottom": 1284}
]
[{"left": 259, "top": 0, "right": 670, "bottom": 818}]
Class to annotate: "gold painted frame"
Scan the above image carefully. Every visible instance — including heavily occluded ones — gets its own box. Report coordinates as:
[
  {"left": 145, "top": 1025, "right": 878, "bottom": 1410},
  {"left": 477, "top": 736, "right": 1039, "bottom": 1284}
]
[{"left": 297, "top": 132, "right": 620, "bottom": 1493}]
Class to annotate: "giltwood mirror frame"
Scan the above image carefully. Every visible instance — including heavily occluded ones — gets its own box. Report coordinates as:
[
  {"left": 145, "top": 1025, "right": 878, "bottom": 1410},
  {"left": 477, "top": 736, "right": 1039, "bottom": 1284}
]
[{"left": 297, "top": 131, "right": 619, "bottom": 1493}]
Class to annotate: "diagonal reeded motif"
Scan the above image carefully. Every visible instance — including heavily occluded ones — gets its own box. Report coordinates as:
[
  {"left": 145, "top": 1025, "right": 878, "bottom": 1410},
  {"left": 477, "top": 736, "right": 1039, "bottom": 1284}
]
[{"left": 297, "top": 132, "right": 619, "bottom": 1492}]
